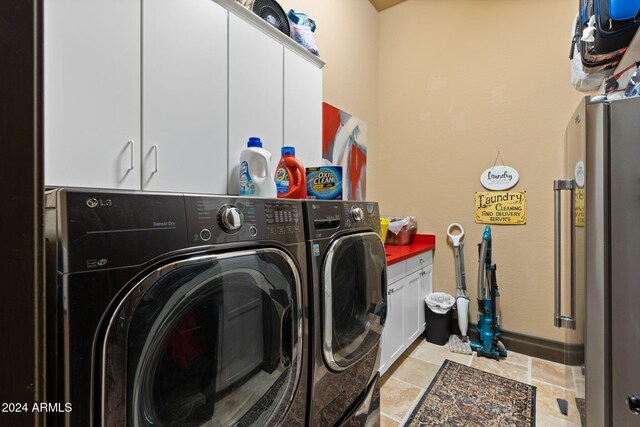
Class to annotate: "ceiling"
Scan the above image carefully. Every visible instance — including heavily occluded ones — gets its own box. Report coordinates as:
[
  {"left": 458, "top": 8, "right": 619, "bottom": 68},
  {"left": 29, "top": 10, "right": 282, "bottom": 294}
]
[{"left": 369, "top": 0, "right": 406, "bottom": 11}]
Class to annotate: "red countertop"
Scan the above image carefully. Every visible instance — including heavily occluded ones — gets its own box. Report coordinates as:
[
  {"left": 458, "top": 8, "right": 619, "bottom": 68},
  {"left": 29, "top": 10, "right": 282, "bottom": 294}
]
[{"left": 385, "top": 234, "right": 436, "bottom": 266}]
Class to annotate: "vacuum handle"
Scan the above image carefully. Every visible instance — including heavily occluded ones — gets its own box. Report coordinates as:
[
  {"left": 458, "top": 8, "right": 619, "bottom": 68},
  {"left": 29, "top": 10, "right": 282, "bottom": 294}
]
[
  {"left": 554, "top": 179, "right": 577, "bottom": 330},
  {"left": 458, "top": 242, "right": 466, "bottom": 292},
  {"left": 447, "top": 223, "right": 465, "bottom": 247},
  {"left": 477, "top": 239, "right": 489, "bottom": 302}
]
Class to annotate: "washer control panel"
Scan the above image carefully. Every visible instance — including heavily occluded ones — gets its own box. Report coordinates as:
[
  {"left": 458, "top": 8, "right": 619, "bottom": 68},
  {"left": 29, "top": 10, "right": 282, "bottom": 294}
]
[
  {"left": 264, "top": 201, "right": 301, "bottom": 238},
  {"left": 185, "top": 196, "right": 303, "bottom": 245},
  {"left": 265, "top": 202, "right": 300, "bottom": 224},
  {"left": 218, "top": 205, "right": 244, "bottom": 233}
]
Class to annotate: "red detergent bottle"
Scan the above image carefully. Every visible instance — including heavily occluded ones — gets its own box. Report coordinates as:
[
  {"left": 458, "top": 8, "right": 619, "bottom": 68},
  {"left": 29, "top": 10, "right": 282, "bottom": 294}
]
[{"left": 275, "top": 146, "right": 307, "bottom": 199}]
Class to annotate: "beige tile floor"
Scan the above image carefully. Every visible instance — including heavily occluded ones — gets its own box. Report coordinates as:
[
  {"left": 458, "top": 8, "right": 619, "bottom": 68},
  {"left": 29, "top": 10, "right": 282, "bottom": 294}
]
[{"left": 380, "top": 338, "right": 585, "bottom": 427}]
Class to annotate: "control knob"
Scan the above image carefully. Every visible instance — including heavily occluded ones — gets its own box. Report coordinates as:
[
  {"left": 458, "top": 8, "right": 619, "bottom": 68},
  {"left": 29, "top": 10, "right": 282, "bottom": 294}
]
[
  {"left": 218, "top": 205, "right": 244, "bottom": 232},
  {"left": 351, "top": 206, "right": 364, "bottom": 222}
]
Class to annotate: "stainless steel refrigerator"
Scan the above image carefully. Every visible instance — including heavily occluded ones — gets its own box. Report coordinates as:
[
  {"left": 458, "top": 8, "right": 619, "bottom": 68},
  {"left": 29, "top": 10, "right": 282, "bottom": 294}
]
[{"left": 557, "top": 96, "right": 640, "bottom": 426}]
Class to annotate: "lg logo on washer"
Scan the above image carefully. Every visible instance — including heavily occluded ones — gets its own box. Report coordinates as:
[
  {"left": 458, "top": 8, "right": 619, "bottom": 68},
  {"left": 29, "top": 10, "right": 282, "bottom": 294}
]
[
  {"left": 86, "top": 258, "right": 108, "bottom": 269},
  {"left": 86, "top": 198, "right": 113, "bottom": 208}
]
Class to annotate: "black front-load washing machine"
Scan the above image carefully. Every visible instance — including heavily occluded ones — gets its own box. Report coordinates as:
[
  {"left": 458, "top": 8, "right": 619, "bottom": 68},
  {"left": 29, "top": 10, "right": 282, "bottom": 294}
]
[
  {"left": 44, "top": 188, "right": 308, "bottom": 427},
  {"left": 302, "top": 200, "right": 387, "bottom": 426}
]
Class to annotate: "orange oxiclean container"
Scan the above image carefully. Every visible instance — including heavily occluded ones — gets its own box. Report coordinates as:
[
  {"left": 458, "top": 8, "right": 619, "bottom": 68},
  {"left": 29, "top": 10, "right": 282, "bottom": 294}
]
[{"left": 274, "top": 146, "right": 307, "bottom": 199}]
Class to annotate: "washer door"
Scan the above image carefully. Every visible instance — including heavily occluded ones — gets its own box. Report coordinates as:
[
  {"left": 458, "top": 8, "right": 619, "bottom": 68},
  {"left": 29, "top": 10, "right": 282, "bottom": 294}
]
[
  {"left": 323, "top": 232, "right": 387, "bottom": 371},
  {"left": 101, "top": 249, "right": 303, "bottom": 427}
]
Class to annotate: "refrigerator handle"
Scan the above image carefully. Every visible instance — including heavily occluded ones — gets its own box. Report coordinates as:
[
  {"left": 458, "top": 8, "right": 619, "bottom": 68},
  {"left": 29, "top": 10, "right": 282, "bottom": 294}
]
[{"left": 554, "top": 179, "right": 577, "bottom": 330}]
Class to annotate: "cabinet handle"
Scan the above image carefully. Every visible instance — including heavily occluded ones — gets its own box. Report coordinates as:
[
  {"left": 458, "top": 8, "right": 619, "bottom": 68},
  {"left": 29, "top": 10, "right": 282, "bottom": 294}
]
[
  {"left": 126, "top": 140, "right": 134, "bottom": 171},
  {"left": 388, "top": 288, "right": 394, "bottom": 295},
  {"left": 151, "top": 145, "right": 159, "bottom": 175}
]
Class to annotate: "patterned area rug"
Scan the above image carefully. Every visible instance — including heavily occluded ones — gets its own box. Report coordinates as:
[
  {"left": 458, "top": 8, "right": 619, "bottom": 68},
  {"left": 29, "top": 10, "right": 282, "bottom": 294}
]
[{"left": 404, "top": 360, "right": 536, "bottom": 427}]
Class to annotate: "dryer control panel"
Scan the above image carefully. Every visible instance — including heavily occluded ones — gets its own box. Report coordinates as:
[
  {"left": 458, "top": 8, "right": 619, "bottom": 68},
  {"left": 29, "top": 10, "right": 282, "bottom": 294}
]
[
  {"left": 342, "top": 201, "right": 381, "bottom": 232},
  {"left": 185, "top": 196, "right": 304, "bottom": 246},
  {"left": 303, "top": 200, "right": 381, "bottom": 240}
]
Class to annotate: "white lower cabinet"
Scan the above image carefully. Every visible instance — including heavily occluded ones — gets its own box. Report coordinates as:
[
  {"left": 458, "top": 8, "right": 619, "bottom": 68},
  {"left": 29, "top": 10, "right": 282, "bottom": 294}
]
[
  {"left": 419, "top": 264, "right": 433, "bottom": 331},
  {"left": 405, "top": 270, "right": 422, "bottom": 343},
  {"left": 380, "top": 279, "right": 406, "bottom": 374},
  {"left": 380, "top": 251, "right": 433, "bottom": 376}
]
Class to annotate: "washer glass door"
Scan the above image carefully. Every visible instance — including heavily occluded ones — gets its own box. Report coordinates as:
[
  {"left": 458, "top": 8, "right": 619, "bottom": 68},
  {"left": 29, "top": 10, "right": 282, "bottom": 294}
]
[
  {"left": 101, "top": 249, "right": 302, "bottom": 427},
  {"left": 323, "top": 232, "right": 387, "bottom": 371}
]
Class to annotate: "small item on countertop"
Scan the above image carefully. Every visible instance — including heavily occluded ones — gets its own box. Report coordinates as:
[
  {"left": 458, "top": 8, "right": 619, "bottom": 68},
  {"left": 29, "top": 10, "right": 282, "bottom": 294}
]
[
  {"left": 306, "top": 166, "right": 342, "bottom": 200},
  {"left": 380, "top": 218, "right": 390, "bottom": 242},
  {"left": 288, "top": 9, "right": 319, "bottom": 56},
  {"left": 384, "top": 216, "right": 417, "bottom": 245},
  {"left": 275, "top": 146, "right": 307, "bottom": 199}
]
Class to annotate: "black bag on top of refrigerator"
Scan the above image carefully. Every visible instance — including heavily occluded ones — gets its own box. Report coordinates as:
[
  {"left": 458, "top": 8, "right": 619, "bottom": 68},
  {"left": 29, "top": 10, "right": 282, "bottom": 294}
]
[
  {"left": 574, "top": 0, "right": 640, "bottom": 75},
  {"left": 590, "top": 0, "right": 640, "bottom": 54},
  {"left": 571, "top": 13, "right": 613, "bottom": 91}
]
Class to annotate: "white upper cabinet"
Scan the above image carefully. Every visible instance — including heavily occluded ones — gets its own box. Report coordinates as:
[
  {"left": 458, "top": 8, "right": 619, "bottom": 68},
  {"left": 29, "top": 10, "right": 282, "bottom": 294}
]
[
  {"left": 45, "top": 0, "right": 323, "bottom": 194},
  {"left": 45, "top": 0, "right": 141, "bottom": 190},
  {"left": 142, "top": 0, "right": 228, "bottom": 194},
  {"left": 228, "top": 13, "right": 284, "bottom": 195},
  {"left": 284, "top": 48, "right": 323, "bottom": 169}
]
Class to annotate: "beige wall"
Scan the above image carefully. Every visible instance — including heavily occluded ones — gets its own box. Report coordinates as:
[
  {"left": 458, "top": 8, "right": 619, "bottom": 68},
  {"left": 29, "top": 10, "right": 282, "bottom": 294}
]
[
  {"left": 278, "top": 0, "right": 582, "bottom": 341},
  {"left": 377, "top": 0, "right": 583, "bottom": 341},
  {"left": 278, "top": 0, "right": 382, "bottom": 197}
]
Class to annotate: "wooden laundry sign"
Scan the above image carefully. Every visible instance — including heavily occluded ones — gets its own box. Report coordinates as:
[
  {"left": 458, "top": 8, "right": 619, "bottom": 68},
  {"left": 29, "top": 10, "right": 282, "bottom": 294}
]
[{"left": 475, "top": 191, "right": 527, "bottom": 225}]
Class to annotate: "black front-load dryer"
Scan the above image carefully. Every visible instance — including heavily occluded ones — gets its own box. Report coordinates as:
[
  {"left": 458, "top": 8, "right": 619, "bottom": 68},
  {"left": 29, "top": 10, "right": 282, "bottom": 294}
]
[
  {"left": 44, "top": 188, "right": 308, "bottom": 427},
  {"left": 302, "top": 201, "right": 387, "bottom": 426}
]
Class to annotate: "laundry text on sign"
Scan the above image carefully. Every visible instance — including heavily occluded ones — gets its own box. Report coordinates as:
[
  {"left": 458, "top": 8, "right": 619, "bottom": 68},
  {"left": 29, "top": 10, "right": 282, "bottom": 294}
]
[{"left": 475, "top": 191, "right": 527, "bottom": 225}]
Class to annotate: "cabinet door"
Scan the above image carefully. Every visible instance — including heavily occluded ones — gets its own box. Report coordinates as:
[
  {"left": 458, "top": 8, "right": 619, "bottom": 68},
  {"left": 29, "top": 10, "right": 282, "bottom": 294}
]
[
  {"left": 44, "top": 0, "right": 141, "bottom": 190},
  {"left": 380, "top": 279, "right": 405, "bottom": 375},
  {"left": 419, "top": 264, "right": 433, "bottom": 332},
  {"left": 142, "top": 0, "right": 228, "bottom": 194},
  {"left": 283, "top": 48, "right": 322, "bottom": 169},
  {"left": 228, "top": 14, "right": 284, "bottom": 194},
  {"left": 405, "top": 270, "right": 421, "bottom": 343}
]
